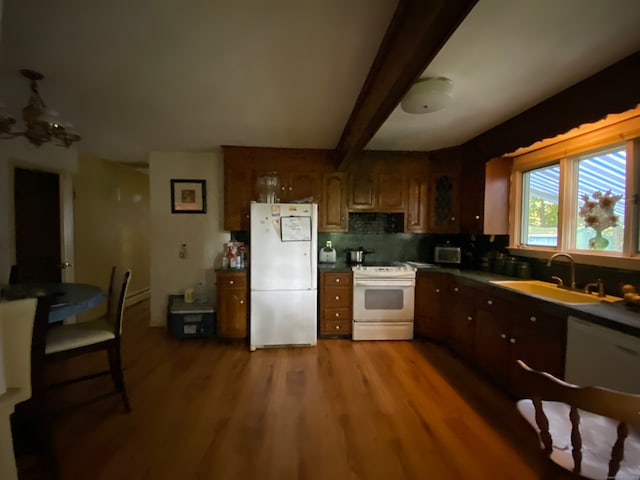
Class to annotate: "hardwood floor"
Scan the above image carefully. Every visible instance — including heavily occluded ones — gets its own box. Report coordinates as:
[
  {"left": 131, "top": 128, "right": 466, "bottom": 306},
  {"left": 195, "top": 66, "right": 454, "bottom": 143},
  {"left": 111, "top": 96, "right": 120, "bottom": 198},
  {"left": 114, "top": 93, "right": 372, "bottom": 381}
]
[{"left": 29, "top": 300, "right": 574, "bottom": 480}]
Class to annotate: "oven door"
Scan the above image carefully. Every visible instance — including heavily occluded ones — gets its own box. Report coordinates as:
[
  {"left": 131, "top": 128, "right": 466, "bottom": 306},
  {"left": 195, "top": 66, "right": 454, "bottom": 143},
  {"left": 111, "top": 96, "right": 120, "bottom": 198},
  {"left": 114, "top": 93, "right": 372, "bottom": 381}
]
[{"left": 352, "top": 279, "right": 415, "bottom": 322}]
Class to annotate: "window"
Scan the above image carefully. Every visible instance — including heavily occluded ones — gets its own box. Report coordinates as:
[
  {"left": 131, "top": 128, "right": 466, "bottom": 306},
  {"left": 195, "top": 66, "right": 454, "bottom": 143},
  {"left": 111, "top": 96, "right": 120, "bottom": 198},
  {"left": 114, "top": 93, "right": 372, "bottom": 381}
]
[
  {"left": 511, "top": 112, "right": 639, "bottom": 267},
  {"left": 575, "top": 148, "right": 626, "bottom": 252},
  {"left": 522, "top": 164, "right": 559, "bottom": 247}
]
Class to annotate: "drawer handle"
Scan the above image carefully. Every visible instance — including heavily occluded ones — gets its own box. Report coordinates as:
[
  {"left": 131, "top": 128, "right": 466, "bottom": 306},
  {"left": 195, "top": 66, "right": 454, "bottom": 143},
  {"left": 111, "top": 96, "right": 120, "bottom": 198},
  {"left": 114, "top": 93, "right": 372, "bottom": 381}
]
[
  {"left": 335, "top": 278, "right": 340, "bottom": 283},
  {"left": 530, "top": 316, "right": 537, "bottom": 322},
  {"left": 510, "top": 338, "right": 516, "bottom": 344},
  {"left": 229, "top": 280, "right": 234, "bottom": 285},
  {"left": 467, "top": 316, "right": 472, "bottom": 321},
  {"left": 500, "top": 333, "right": 506, "bottom": 339},
  {"left": 239, "top": 300, "right": 244, "bottom": 304},
  {"left": 435, "top": 288, "right": 440, "bottom": 293},
  {"left": 454, "top": 287, "right": 459, "bottom": 292},
  {"left": 335, "top": 296, "right": 340, "bottom": 300},
  {"left": 335, "top": 313, "right": 340, "bottom": 317},
  {"left": 335, "top": 325, "right": 340, "bottom": 330},
  {"left": 487, "top": 300, "right": 493, "bottom": 305}
]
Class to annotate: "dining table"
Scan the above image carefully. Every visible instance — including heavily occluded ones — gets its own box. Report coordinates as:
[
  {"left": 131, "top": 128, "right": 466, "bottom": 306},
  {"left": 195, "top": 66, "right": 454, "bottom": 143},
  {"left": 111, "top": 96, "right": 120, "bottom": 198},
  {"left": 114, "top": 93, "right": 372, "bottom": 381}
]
[{"left": 0, "top": 282, "right": 106, "bottom": 322}]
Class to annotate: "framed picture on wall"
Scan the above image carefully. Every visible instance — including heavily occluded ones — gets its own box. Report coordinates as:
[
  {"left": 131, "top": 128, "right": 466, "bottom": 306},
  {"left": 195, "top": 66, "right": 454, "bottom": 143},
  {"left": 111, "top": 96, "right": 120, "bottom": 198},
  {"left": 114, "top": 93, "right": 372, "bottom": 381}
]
[{"left": 170, "top": 179, "right": 207, "bottom": 214}]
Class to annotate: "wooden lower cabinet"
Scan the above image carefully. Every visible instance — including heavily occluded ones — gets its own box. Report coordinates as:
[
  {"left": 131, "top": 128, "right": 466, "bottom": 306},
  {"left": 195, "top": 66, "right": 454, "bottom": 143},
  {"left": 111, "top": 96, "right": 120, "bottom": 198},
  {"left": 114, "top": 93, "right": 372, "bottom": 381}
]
[
  {"left": 474, "top": 285, "right": 567, "bottom": 396},
  {"left": 319, "top": 271, "right": 352, "bottom": 337},
  {"left": 216, "top": 270, "right": 248, "bottom": 339},
  {"left": 448, "top": 278, "right": 478, "bottom": 361},
  {"left": 414, "top": 271, "right": 448, "bottom": 340},
  {"left": 415, "top": 272, "right": 569, "bottom": 397}
]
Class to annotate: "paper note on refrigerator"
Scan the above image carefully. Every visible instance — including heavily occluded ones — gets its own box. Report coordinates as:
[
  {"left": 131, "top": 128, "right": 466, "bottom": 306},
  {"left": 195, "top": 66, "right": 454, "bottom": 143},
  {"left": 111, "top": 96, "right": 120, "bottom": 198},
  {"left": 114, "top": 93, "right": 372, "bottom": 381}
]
[{"left": 280, "top": 216, "right": 311, "bottom": 241}]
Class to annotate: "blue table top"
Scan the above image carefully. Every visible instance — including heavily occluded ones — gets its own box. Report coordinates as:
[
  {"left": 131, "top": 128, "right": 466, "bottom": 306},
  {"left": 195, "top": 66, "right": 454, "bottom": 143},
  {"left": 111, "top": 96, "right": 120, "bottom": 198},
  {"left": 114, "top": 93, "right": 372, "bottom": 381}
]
[{"left": 1, "top": 282, "right": 106, "bottom": 322}]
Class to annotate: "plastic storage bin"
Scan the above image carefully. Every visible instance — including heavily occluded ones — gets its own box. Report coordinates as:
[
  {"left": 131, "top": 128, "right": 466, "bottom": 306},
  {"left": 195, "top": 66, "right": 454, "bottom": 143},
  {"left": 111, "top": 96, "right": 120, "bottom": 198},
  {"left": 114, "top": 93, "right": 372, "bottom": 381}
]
[{"left": 167, "top": 295, "right": 215, "bottom": 339}]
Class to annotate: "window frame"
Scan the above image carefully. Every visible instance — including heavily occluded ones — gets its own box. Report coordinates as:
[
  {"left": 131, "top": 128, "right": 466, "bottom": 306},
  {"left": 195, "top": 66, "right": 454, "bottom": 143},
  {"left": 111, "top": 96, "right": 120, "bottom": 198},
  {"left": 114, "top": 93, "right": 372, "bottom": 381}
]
[{"left": 508, "top": 113, "right": 640, "bottom": 270}]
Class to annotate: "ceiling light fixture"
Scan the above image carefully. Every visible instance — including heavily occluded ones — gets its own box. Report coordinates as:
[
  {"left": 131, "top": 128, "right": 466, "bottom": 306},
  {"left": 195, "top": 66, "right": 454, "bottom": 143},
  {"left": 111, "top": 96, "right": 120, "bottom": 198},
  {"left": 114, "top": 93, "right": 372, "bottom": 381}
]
[
  {"left": 401, "top": 77, "right": 454, "bottom": 114},
  {"left": 0, "top": 69, "right": 81, "bottom": 147}
]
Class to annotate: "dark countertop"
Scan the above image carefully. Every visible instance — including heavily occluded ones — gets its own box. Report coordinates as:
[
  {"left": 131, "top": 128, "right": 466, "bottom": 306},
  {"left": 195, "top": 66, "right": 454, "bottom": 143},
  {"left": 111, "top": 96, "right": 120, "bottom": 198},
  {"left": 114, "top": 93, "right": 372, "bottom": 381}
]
[
  {"left": 318, "top": 261, "right": 352, "bottom": 273},
  {"left": 425, "top": 267, "right": 640, "bottom": 337}
]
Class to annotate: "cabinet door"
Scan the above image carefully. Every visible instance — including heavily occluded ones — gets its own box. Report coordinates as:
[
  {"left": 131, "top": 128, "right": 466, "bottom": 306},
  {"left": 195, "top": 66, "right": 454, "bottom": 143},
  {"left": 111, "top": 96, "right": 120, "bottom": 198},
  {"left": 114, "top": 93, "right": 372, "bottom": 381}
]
[
  {"left": 348, "top": 174, "right": 376, "bottom": 210},
  {"left": 377, "top": 173, "right": 406, "bottom": 211},
  {"left": 429, "top": 172, "right": 460, "bottom": 233},
  {"left": 509, "top": 302, "right": 566, "bottom": 396},
  {"left": 224, "top": 168, "right": 253, "bottom": 231},
  {"left": 405, "top": 175, "right": 428, "bottom": 233},
  {"left": 415, "top": 272, "right": 448, "bottom": 340},
  {"left": 459, "top": 158, "right": 484, "bottom": 234},
  {"left": 216, "top": 272, "right": 248, "bottom": 338},
  {"left": 449, "top": 282, "right": 477, "bottom": 361},
  {"left": 287, "top": 171, "right": 322, "bottom": 203},
  {"left": 217, "top": 288, "right": 247, "bottom": 338},
  {"left": 319, "top": 173, "right": 347, "bottom": 232},
  {"left": 475, "top": 295, "right": 510, "bottom": 387}
]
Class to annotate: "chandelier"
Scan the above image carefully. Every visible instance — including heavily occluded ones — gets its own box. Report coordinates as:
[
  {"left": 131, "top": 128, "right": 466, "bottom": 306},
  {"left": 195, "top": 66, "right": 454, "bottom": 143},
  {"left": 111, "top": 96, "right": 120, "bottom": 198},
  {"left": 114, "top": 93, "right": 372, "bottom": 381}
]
[{"left": 0, "top": 69, "right": 81, "bottom": 147}]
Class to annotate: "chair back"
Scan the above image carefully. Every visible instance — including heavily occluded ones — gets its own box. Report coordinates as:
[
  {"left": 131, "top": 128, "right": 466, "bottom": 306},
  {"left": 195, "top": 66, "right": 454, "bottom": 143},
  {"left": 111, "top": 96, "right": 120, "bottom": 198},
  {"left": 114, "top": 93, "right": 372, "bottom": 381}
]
[
  {"left": 28, "top": 297, "right": 55, "bottom": 400},
  {"left": 107, "top": 268, "right": 131, "bottom": 336},
  {"left": 516, "top": 359, "right": 640, "bottom": 479},
  {"left": 0, "top": 298, "right": 38, "bottom": 394}
]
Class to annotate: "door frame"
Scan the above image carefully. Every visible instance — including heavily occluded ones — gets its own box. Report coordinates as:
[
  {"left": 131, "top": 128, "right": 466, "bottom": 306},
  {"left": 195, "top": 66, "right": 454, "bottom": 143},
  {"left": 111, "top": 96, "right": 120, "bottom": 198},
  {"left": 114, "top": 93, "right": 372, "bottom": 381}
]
[{"left": 10, "top": 160, "right": 75, "bottom": 283}]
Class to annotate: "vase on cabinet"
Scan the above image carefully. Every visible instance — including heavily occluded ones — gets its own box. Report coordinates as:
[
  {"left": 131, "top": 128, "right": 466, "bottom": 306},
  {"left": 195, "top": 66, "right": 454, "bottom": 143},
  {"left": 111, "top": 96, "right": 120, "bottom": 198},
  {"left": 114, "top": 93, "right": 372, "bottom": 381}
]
[{"left": 588, "top": 230, "right": 609, "bottom": 250}]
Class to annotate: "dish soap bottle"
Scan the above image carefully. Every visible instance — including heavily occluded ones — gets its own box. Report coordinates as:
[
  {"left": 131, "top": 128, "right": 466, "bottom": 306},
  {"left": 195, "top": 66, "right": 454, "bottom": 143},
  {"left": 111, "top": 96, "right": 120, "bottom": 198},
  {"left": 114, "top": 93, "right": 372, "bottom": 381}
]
[{"left": 319, "top": 240, "right": 336, "bottom": 264}]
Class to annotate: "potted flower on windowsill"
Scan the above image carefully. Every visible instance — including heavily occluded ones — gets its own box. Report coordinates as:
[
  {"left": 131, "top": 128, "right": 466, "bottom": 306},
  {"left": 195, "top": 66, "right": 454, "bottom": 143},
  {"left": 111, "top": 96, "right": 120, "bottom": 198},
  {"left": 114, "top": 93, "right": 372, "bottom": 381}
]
[{"left": 578, "top": 190, "right": 622, "bottom": 249}]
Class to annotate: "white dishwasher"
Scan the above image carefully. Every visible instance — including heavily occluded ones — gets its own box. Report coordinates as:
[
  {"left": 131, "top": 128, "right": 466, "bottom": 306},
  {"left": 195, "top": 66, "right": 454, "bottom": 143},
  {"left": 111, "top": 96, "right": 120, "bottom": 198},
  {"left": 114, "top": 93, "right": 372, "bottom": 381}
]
[{"left": 565, "top": 316, "right": 640, "bottom": 394}]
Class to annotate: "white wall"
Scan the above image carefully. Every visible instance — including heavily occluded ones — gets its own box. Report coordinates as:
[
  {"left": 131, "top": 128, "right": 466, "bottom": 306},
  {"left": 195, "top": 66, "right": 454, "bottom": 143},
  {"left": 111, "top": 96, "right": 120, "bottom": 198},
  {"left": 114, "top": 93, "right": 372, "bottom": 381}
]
[
  {"left": 0, "top": 139, "right": 78, "bottom": 282},
  {"left": 149, "top": 151, "right": 229, "bottom": 326}
]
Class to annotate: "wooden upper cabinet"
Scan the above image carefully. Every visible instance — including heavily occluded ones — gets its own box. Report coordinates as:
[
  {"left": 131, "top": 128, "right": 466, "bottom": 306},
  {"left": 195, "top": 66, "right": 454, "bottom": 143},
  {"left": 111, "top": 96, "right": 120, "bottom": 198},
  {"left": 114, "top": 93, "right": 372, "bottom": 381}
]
[
  {"left": 268, "top": 171, "right": 323, "bottom": 204},
  {"left": 483, "top": 157, "right": 512, "bottom": 235},
  {"left": 425, "top": 149, "right": 461, "bottom": 233},
  {"left": 222, "top": 146, "right": 334, "bottom": 231},
  {"left": 348, "top": 174, "right": 376, "bottom": 210},
  {"left": 347, "top": 172, "right": 407, "bottom": 212},
  {"left": 224, "top": 167, "right": 253, "bottom": 231},
  {"left": 319, "top": 172, "right": 347, "bottom": 232},
  {"left": 289, "top": 171, "right": 322, "bottom": 203},
  {"left": 377, "top": 173, "right": 406, "bottom": 211},
  {"left": 405, "top": 174, "right": 428, "bottom": 233},
  {"left": 459, "top": 157, "right": 485, "bottom": 234},
  {"left": 428, "top": 169, "right": 460, "bottom": 233}
]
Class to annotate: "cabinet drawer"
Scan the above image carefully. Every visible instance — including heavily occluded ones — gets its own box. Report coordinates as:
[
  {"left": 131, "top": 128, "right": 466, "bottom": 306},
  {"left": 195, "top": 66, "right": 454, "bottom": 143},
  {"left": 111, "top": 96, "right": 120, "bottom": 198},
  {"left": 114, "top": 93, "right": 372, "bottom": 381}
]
[
  {"left": 322, "top": 307, "right": 351, "bottom": 322},
  {"left": 323, "top": 286, "right": 351, "bottom": 308},
  {"left": 321, "top": 318, "right": 352, "bottom": 335},
  {"left": 322, "top": 272, "right": 352, "bottom": 287},
  {"left": 216, "top": 272, "right": 247, "bottom": 288}
]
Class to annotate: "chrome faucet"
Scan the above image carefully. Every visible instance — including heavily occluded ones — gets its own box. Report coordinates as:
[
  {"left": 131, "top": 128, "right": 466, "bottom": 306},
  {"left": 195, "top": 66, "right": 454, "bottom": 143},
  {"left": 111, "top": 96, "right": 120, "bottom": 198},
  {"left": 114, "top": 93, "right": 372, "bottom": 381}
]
[{"left": 546, "top": 252, "right": 576, "bottom": 289}]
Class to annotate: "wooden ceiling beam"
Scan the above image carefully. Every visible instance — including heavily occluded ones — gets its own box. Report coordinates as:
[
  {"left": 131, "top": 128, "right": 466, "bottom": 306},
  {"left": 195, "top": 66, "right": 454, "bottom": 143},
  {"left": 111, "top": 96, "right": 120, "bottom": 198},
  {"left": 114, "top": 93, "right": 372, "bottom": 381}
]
[{"left": 334, "top": 0, "right": 477, "bottom": 171}]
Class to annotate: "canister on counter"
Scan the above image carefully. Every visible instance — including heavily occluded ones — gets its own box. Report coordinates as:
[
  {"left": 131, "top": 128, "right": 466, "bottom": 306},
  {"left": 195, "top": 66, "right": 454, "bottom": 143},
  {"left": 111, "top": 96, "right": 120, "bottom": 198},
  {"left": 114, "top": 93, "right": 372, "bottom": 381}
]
[
  {"left": 503, "top": 256, "right": 517, "bottom": 276},
  {"left": 516, "top": 261, "right": 532, "bottom": 279},
  {"left": 491, "top": 252, "right": 506, "bottom": 274}
]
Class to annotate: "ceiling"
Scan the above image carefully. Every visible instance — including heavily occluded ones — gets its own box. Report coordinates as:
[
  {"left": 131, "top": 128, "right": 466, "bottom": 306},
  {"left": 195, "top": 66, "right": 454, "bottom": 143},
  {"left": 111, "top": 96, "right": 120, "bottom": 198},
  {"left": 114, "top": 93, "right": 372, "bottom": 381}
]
[{"left": 1, "top": 0, "right": 639, "bottom": 165}]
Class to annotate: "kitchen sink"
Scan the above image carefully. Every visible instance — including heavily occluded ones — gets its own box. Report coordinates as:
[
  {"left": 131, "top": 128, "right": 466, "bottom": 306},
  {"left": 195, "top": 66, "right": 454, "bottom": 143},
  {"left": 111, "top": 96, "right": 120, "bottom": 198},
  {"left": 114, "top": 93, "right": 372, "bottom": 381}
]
[{"left": 489, "top": 280, "right": 622, "bottom": 305}]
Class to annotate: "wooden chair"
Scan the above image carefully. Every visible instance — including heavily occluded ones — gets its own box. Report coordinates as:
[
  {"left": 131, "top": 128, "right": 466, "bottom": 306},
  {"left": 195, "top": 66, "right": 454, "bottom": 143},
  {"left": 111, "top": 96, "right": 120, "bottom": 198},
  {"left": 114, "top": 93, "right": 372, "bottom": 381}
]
[
  {"left": 10, "top": 296, "right": 60, "bottom": 480},
  {"left": 516, "top": 359, "right": 640, "bottom": 479},
  {"left": 45, "top": 268, "right": 132, "bottom": 412}
]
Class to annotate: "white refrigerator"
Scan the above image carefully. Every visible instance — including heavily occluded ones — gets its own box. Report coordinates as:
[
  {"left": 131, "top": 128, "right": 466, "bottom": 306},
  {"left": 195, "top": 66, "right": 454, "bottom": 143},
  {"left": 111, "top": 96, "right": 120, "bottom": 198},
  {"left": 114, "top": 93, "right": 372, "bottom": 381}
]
[{"left": 249, "top": 202, "right": 318, "bottom": 350}]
